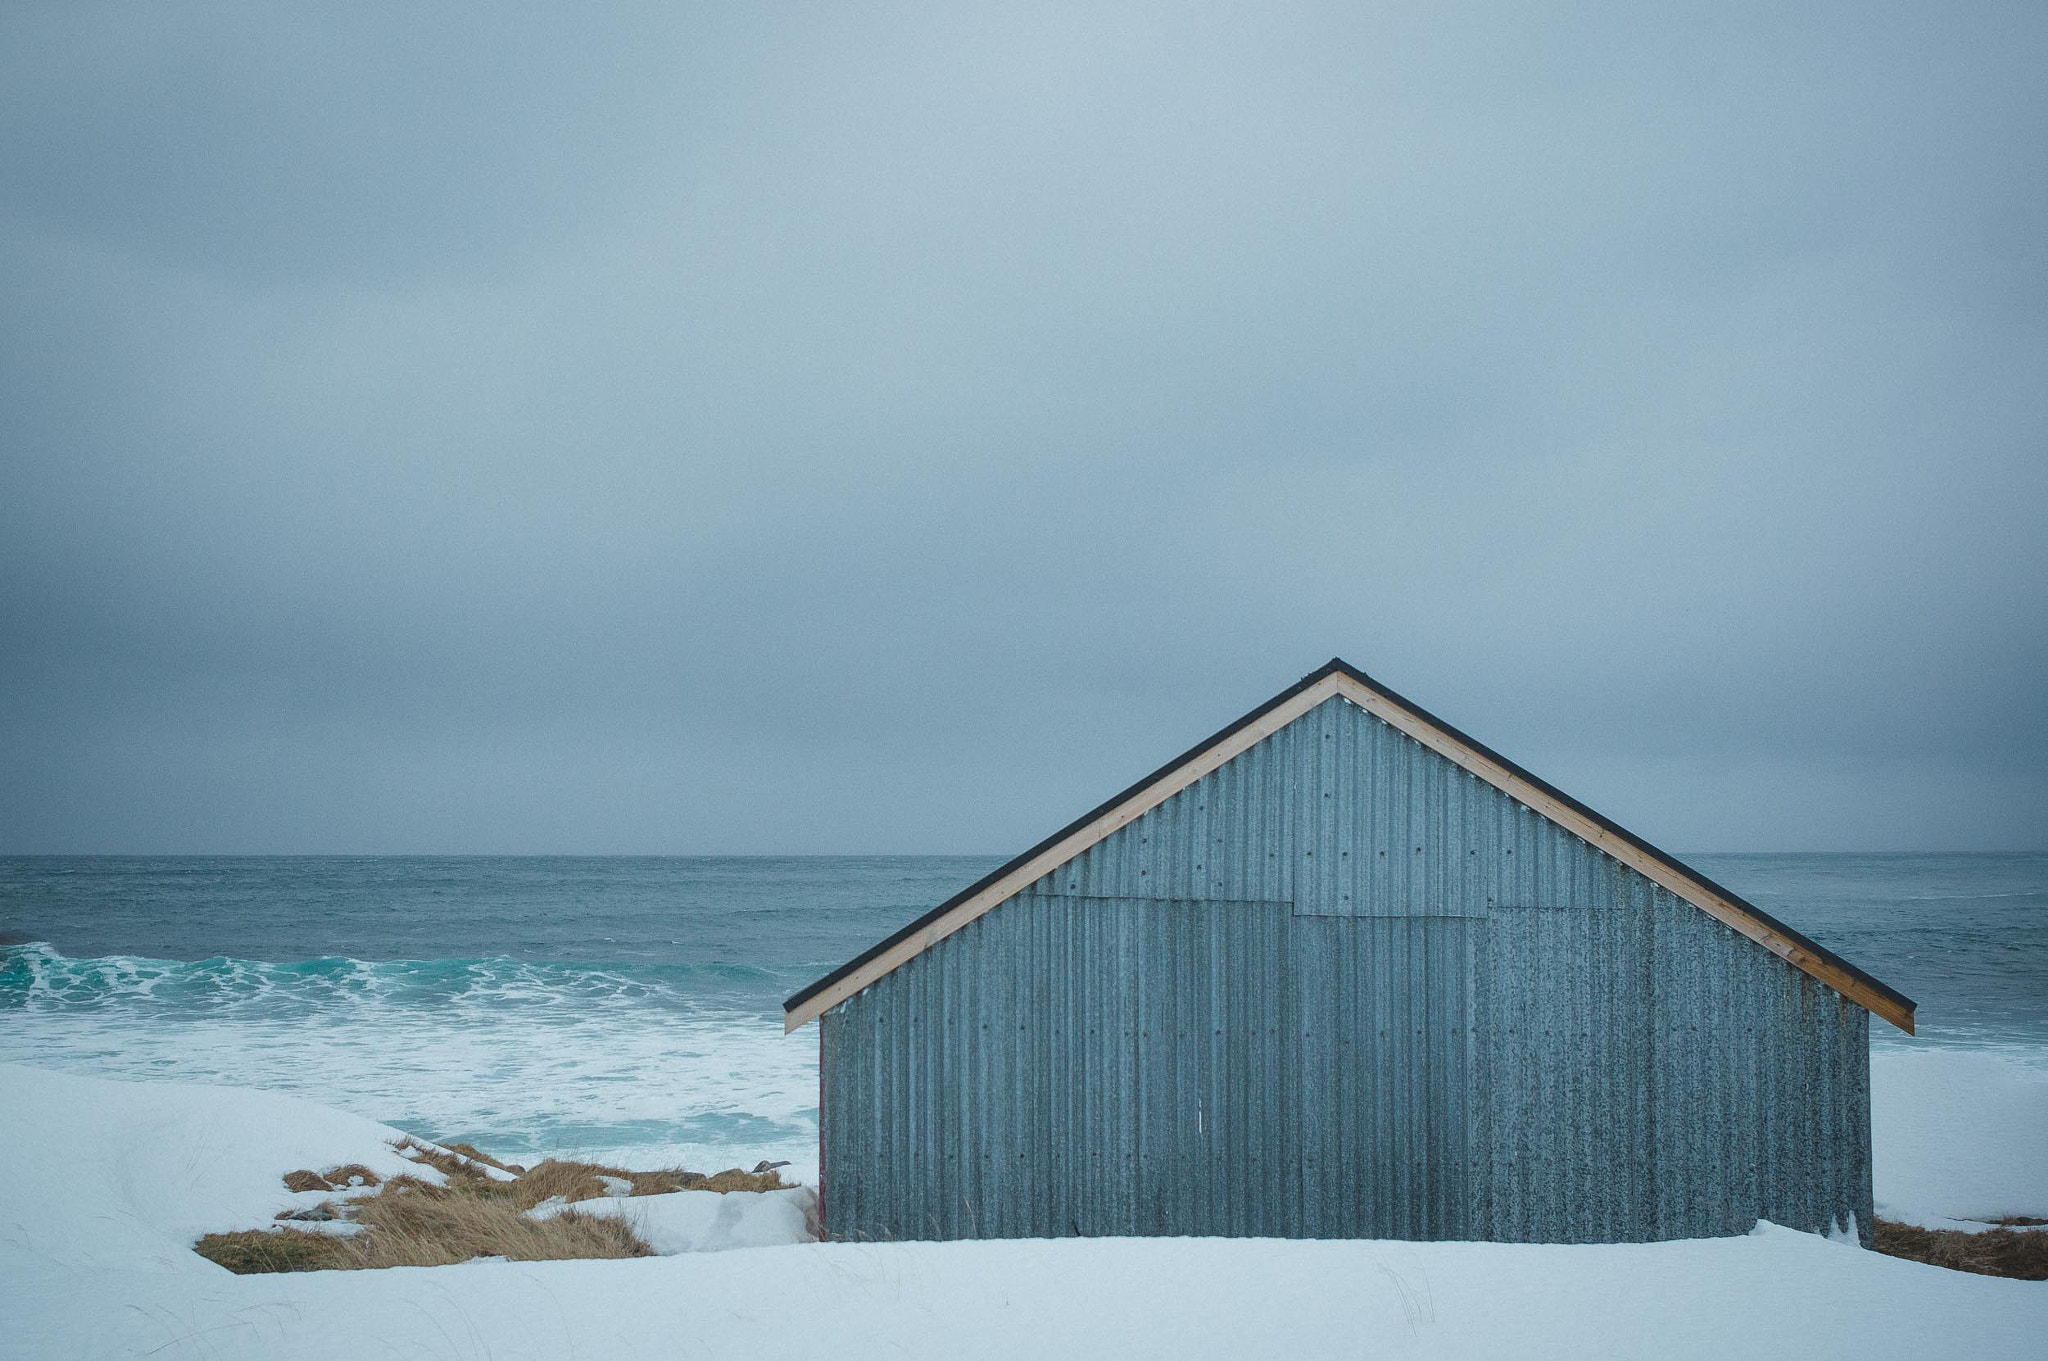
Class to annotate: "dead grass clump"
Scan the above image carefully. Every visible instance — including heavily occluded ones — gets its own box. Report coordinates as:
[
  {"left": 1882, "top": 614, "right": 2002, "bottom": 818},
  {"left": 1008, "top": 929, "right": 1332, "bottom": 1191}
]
[
  {"left": 345, "top": 1190, "right": 650, "bottom": 1268},
  {"left": 625, "top": 1168, "right": 701, "bottom": 1195},
  {"left": 444, "top": 1142, "right": 524, "bottom": 1175},
  {"left": 509, "top": 1159, "right": 700, "bottom": 1208},
  {"left": 197, "top": 1228, "right": 352, "bottom": 1274},
  {"left": 508, "top": 1159, "right": 617, "bottom": 1208},
  {"left": 699, "top": 1167, "right": 790, "bottom": 1193},
  {"left": 208, "top": 1137, "right": 793, "bottom": 1273},
  {"left": 393, "top": 1137, "right": 503, "bottom": 1184},
  {"left": 322, "top": 1163, "right": 382, "bottom": 1188},
  {"left": 376, "top": 1172, "right": 444, "bottom": 1197},
  {"left": 1874, "top": 1218, "right": 2048, "bottom": 1281},
  {"left": 203, "top": 1203, "right": 649, "bottom": 1273}
]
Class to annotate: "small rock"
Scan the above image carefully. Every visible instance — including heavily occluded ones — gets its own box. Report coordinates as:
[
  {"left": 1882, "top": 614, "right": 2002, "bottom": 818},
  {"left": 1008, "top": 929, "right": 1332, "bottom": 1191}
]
[{"left": 274, "top": 1205, "right": 337, "bottom": 1222}]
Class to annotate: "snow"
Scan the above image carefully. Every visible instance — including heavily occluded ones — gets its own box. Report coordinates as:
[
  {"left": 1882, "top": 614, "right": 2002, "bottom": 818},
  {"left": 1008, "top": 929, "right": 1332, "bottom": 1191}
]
[
  {"left": 1872, "top": 1048, "right": 2048, "bottom": 1229},
  {"left": 0, "top": 1063, "right": 448, "bottom": 1273},
  {"left": 3, "top": 1055, "right": 2045, "bottom": 1360},
  {"left": 532, "top": 1184, "right": 815, "bottom": 1253},
  {"left": 5, "top": 1221, "right": 2044, "bottom": 1360}
]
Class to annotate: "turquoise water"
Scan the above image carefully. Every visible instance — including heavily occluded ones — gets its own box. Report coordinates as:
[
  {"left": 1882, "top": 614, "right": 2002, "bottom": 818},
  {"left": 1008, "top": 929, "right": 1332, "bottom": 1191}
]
[{"left": 2, "top": 854, "right": 2042, "bottom": 1170}]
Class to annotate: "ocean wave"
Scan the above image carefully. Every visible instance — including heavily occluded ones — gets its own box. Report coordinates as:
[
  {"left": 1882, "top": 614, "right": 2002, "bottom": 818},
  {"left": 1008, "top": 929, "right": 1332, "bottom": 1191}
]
[
  {"left": 0, "top": 957, "right": 823, "bottom": 1173},
  {"left": 0, "top": 942, "right": 803, "bottom": 1017}
]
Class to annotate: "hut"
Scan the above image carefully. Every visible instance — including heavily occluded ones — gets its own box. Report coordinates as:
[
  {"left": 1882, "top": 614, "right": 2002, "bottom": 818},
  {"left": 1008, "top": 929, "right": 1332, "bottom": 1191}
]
[{"left": 784, "top": 659, "right": 1913, "bottom": 1245}]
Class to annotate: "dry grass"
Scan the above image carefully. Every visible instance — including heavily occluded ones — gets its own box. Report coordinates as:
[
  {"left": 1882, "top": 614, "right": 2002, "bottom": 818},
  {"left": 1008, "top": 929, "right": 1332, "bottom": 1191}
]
[
  {"left": 1874, "top": 1217, "right": 2048, "bottom": 1281},
  {"left": 392, "top": 1137, "right": 507, "bottom": 1185},
  {"left": 345, "top": 1191, "right": 649, "bottom": 1268},
  {"left": 324, "top": 1163, "right": 383, "bottom": 1188},
  {"left": 443, "top": 1142, "right": 524, "bottom": 1175},
  {"left": 362, "top": 1172, "right": 448, "bottom": 1200},
  {"left": 223, "top": 1138, "right": 793, "bottom": 1274},
  {"left": 280, "top": 1164, "right": 387, "bottom": 1194},
  {"left": 511, "top": 1159, "right": 721, "bottom": 1209},
  {"left": 382, "top": 1137, "right": 791, "bottom": 1203},
  {"left": 204, "top": 1200, "right": 647, "bottom": 1274},
  {"left": 196, "top": 1228, "right": 352, "bottom": 1273},
  {"left": 698, "top": 1166, "right": 791, "bottom": 1193}
]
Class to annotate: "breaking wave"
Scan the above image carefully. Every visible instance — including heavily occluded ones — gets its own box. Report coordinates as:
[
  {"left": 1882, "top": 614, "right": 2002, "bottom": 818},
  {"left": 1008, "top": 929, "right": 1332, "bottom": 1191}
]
[
  {"left": 0, "top": 943, "right": 822, "bottom": 1175},
  {"left": 0, "top": 942, "right": 803, "bottom": 1016}
]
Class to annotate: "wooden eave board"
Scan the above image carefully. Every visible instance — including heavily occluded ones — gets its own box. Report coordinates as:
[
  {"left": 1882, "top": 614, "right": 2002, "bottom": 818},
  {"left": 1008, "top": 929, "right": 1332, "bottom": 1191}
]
[{"left": 783, "top": 661, "right": 1916, "bottom": 1034}]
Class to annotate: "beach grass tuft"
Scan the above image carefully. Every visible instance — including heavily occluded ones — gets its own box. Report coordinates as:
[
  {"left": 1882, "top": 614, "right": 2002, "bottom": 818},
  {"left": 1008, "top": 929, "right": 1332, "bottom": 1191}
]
[
  {"left": 443, "top": 1141, "right": 524, "bottom": 1175},
  {"left": 344, "top": 1190, "right": 650, "bottom": 1268},
  {"left": 392, "top": 1136, "right": 506, "bottom": 1185},
  {"left": 323, "top": 1162, "right": 383, "bottom": 1188},
  {"left": 513, "top": 1159, "right": 717, "bottom": 1208},
  {"left": 698, "top": 1166, "right": 792, "bottom": 1193},
  {"left": 202, "top": 1200, "right": 649, "bottom": 1273},
  {"left": 196, "top": 1228, "right": 353, "bottom": 1273}
]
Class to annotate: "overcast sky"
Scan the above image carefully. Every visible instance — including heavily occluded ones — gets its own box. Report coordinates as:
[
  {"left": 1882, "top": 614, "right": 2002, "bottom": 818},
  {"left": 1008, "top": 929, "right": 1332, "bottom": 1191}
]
[{"left": 2, "top": 2, "right": 2043, "bottom": 854}]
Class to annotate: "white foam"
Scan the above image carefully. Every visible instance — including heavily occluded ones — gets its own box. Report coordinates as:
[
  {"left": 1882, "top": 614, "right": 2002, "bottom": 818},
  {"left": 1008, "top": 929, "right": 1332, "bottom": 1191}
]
[{"left": 0, "top": 979, "right": 821, "bottom": 1177}]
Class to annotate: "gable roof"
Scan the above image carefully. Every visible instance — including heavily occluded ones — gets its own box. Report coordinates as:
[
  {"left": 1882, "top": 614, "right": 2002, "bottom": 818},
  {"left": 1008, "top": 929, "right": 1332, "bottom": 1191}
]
[{"left": 784, "top": 659, "right": 1916, "bottom": 1034}]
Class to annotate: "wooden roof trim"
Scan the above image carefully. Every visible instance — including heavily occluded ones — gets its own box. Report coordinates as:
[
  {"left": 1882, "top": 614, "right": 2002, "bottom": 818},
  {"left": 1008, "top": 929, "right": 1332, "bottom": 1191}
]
[{"left": 784, "top": 660, "right": 1916, "bottom": 1034}]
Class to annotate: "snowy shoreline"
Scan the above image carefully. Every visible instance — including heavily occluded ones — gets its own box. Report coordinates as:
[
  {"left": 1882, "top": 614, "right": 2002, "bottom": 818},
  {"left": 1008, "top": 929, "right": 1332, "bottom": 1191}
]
[
  {"left": 1873, "top": 1047, "right": 2048, "bottom": 1231},
  {"left": 3, "top": 1056, "right": 2044, "bottom": 1358}
]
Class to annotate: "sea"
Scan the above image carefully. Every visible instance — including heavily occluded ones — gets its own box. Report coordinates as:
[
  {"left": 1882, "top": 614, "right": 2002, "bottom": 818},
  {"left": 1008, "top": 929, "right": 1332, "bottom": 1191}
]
[{"left": 3, "top": 854, "right": 2044, "bottom": 1176}]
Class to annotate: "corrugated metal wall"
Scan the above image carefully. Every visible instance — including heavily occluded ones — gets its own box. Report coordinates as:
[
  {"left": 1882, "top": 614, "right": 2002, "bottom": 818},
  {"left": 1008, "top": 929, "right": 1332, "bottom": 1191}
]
[{"left": 819, "top": 695, "right": 1872, "bottom": 1245}]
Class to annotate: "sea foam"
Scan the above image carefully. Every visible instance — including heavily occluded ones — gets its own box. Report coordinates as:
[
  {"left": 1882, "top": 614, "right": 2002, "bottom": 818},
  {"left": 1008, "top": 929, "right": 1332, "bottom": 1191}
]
[{"left": 1, "top": 943, "right": 821, "bottom": 1177}]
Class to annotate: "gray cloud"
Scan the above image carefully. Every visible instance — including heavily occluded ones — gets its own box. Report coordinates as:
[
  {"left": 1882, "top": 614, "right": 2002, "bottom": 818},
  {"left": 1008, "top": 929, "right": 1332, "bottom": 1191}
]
[{"left": 3, "top": 2, "right": 2044, "bottom": 852}]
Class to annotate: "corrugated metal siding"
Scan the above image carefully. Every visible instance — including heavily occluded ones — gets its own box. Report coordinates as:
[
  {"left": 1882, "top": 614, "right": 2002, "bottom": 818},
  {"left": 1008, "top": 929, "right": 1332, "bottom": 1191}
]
[
  {"left": 820, "top": 695, "right": 1873, "bottom": 1245},
  {"left": 1042, "top": 695, "right": 1637, "bottom": 914}
]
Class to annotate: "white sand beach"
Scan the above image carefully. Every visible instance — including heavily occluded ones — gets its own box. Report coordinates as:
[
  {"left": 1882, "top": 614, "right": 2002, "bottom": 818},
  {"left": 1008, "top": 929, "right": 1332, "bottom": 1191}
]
[{"left": 3, "top": 1053, "right": 2043, "bottom": 1359}]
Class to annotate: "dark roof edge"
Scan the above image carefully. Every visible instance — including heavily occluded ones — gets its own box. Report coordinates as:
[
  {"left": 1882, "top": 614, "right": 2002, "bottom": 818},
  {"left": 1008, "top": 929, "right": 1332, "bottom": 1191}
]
[{"left": 784, "top": 658, "right": 1915, "bottom": 1020}]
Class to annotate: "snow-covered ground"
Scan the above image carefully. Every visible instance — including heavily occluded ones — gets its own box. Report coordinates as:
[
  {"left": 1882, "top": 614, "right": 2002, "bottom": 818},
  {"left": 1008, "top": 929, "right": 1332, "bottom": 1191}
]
[
  {"left": 0, "top": 1063, "right": 453, "bottom": 1274},
  {"left": 1873, "top": 1047, "right": 2048, "bottom": 1231},
  {"left": 529, "top": 1182, "right": 813, "bottom": 1254},
  {"left": 2, "top": 1056, "right": 2043, "bottom": 1359}
]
